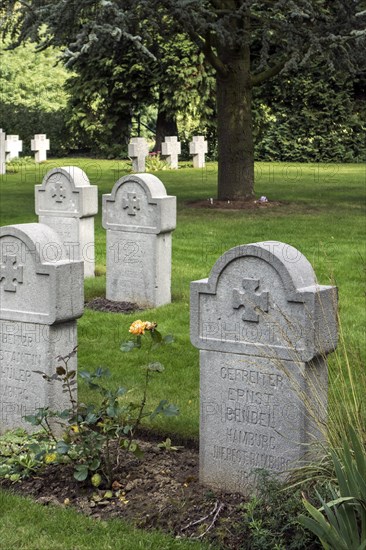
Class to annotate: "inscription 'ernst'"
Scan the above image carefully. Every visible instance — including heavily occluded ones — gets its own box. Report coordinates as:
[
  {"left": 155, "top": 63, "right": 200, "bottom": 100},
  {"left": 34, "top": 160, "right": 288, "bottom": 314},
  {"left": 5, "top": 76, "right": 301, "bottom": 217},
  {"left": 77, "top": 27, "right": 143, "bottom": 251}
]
[
  {"left": 0, "top": 255, "right": 24, "bottom": 292},
  {"left": 233, "top": 278, "right": 269, "bottom": 322}
]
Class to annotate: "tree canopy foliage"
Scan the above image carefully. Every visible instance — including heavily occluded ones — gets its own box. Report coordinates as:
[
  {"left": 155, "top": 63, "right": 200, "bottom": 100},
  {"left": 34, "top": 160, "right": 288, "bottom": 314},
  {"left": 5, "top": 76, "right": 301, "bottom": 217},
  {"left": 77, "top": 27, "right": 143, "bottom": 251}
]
[{"left": 0, "top": 38, "right": 70, "bottom": 155}]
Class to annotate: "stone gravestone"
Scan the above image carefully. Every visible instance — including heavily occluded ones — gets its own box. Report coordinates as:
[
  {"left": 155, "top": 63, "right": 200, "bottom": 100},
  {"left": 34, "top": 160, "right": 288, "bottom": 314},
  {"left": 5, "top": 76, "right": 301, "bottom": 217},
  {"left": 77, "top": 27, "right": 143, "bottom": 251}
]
[
  {"left": 31, "top": 134, "right": 50, "bottom": 162},
  {"left": 128, "top": 137, "right": 149, "bottom": 172},
  {"left": 5, "top": 135, "right": 23, "bottom": 161},
  {"left": 191, "top": 241, "right": 338, "bottom": 495},
  {"left": 0, "top": 129, "right": 6, "bottom": 175},
  {"left": 189, "top": 135, "right": 208, "bottom": 168},
  {"left": 35, "top": 166, "right": 98, "bottom": 278},
  {"left": 102, "top": 174, "right": 176, "bottom": 307},
  {"left": 0, "top": 223, "right": 84, "bottom": 434},
  {"left": 161, "top": 136, "right": 181, "bottom": 169}
]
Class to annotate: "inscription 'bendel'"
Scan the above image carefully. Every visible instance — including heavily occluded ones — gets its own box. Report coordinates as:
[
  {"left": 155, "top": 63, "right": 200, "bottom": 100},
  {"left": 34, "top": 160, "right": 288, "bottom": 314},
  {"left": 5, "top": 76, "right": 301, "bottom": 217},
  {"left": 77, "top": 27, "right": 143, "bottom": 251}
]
[
  {"left": 233, "top": 278, "right": 269, "bottom": 322},
  {"left": 122, "top": 192, "right": 140, "bottom": 216},
  {"left": 51, "top": 183, "right": 67, "bottom": 203},
  {"left": 0, "top": 255, "right": 24, "bottom": 292}
]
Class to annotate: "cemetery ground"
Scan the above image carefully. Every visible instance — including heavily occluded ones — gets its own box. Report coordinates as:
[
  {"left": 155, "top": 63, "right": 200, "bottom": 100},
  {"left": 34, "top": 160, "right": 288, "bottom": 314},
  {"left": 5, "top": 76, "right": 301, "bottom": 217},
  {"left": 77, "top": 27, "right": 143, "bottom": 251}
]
[{"left": 0, "top": 160, "right": 365, "bottom": 549}]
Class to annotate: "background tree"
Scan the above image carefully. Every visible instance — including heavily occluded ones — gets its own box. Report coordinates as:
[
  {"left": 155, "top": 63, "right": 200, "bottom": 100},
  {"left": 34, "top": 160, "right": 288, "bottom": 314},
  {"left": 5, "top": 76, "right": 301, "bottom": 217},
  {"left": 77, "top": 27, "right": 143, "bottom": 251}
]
[
  {"left": 253, "top": 55, "right": 366, "bottom": 163},
  {"left": 2, "top": 1, "right": 365, "bottom": 197},
  {"left": 0, "top": 38, "right": 70, "bottom": 156}
]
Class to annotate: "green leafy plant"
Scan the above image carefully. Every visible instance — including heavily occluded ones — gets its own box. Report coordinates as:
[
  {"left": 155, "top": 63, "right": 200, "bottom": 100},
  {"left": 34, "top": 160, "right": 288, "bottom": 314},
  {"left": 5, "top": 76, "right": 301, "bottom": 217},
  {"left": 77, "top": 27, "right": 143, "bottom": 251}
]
[
  {"left": 0, "top": 429, "right": 54, "bottom": 482},
  {"left": 299, "top": 425, "right": 366, "bottom": 550},
  {"left": 145, "top": 152, "right": 169, "bottom": 172},
  {"left": 157, "top": 438, "right": 183, "bottom": 452},
  {"left": 24, "top": 321, "right": 179, "bottom": 487},
  {"left": 6, "top": 156, "right": 35, "bottom": 173},
  {"left": 232, "top": 471, "right": 319, "bottom": 549}
]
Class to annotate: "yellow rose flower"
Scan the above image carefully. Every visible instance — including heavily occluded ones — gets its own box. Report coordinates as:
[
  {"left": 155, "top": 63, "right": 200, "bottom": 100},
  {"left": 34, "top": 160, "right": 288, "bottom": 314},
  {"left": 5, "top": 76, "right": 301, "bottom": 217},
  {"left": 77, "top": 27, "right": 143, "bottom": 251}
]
[
  {"left": 70, "top": 425, "right": 79, "bottom": 433},
  {"left": 129, "top": 320, "right": 147, "bottom": 335}
]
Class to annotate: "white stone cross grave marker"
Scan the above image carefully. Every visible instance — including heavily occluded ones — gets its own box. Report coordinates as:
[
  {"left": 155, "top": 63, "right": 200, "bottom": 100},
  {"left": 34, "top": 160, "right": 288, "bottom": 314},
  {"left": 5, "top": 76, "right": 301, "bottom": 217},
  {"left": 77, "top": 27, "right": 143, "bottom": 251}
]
[
  {"left": 161, "top": 136, "right": 181, "bottom": 169},
  {"left": 128, "top": 137, "right": 149, "bottom": 172},
  {"left": 102, "top": 174, "right": 176, "bottom": 307},
  {"left": 191, "top": 241, "right": 338, "bottom": 495},
  {"left": 189, "top": 135, "right": 208, "bottom": 168},
  {"left": 0, "top": 223, "right": 84, "bottom": 434},
  {"left": 35, "top": 166, "right": 98, "bottom": 278},
  {"left": 5, "top": 135, "right": 23, "bottom": 161},
  {"left": 31, "top": 134, "right": 50, "bottom": 162}
]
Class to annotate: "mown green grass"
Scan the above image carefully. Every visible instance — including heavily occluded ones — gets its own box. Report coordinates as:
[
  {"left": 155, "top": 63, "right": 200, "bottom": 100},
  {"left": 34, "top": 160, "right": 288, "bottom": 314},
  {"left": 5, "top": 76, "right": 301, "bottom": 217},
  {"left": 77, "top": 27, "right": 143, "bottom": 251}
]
[
  {"left": 0, "top": 489, "right": 207, "bottom": 550},
  {"left": 0, "top": 160, "right": 365, "bottom": 440}
]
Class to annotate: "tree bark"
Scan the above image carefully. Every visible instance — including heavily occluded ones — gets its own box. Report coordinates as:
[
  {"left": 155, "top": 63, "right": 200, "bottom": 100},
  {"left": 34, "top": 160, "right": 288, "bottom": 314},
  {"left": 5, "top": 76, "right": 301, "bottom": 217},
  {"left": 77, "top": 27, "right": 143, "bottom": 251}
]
[
  {"left": 216, "top": 54, "right": 254, "bottom": 200},
  {"left": 153, "top": 109, "right": 178, "bottom": 152}
]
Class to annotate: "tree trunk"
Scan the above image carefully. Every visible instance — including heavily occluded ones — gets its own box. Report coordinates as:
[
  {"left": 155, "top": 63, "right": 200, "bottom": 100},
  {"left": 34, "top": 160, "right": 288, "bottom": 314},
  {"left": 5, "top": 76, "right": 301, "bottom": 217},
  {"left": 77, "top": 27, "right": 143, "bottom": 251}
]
[
  {"left": 216, "top": 54, "right": 254, "bottom": 200},
  {"left": 114, "top": 112, "right": 132, "bottom": 147},
  {"left": 153, "top": 109, "right": 178, "bottom": 152}
]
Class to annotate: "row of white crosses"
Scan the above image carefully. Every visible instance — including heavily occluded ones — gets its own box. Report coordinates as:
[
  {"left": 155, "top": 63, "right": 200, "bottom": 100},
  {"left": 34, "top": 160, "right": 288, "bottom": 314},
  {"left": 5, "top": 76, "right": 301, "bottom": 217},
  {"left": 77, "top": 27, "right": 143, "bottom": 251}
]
[
  {"left": 0, "top": 129, "right": 50, "bottom": 174},
  {"left": 128, "top": 135, "right": 208, "bottom": 172}
]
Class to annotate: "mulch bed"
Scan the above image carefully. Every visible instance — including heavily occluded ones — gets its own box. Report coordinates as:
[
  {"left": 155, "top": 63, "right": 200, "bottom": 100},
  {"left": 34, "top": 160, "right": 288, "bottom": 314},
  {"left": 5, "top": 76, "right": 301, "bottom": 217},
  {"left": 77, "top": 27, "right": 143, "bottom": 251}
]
[
  {"left": 85, "top": 297, "right": 141, "bottom": 314},
  {"left": 1, "top": 436, "right": 245, "bottom": 548}
]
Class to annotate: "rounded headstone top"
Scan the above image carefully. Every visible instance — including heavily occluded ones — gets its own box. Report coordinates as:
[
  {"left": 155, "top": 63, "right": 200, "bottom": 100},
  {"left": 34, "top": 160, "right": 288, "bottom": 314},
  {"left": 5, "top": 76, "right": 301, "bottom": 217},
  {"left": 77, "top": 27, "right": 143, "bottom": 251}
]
[
  {"left": 102, "top": 173, "right": 176, "bottom": 234},
  {"left": 190, "top": 241, "right": 338, "bottom": 361},
  {"left": 1, "top": 223, "right": 68, "bottom": 262},
  {"left": 0, "top": 223, "right": 84, "bottom": 324},
  {"left": 43, "top": 166, "right": 92, "bottom": 188},
  {"left": 209, "top": 242, "right": 318, "bottom": 298},
  {"left": 35, "top": 166, "right": 98, "bottom": 218}
]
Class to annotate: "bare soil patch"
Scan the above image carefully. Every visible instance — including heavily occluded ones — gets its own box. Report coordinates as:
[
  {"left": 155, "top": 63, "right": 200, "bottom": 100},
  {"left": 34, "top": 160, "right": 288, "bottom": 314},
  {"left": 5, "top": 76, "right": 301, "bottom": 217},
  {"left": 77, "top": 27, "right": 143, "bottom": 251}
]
[
  {"left": 1, "top": 437, "right": 245, "bottom": 548},
  {"left": 85, "top": 297, "right": 141, "bottom": 314}
]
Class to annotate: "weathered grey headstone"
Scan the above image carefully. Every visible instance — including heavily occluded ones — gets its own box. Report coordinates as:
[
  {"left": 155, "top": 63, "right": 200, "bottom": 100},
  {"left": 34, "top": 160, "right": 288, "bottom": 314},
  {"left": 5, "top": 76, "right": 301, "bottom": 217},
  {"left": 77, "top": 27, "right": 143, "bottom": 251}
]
[
  {"left": 161, "top": 136, "right": 181, "bottom": 169},
  {"left": 31, "top": 134, "right": 50, "bottom": 162},
  {"left": 191, "top": 241, "right": 338, "bottom": 495},
  {"left": 5, "top": 135, "right": 23, "bottom": 161},
  {"left": 0, "top": 223, "right": 84, "bottom": 434},
  {"left": 189, "top": 135, "right": 208, "bottom": 168},
  {"left": 128, "top": 137, "right": 149, "bottom": 172},
  {"left": 102, "top": 174, "right": 176, "bottom": 307},
  {"left": 0, "top": 129, "right": 6, "bottom": 175},
  {"left": 35, "top": 166, "right": 98, "bottom": 278}
]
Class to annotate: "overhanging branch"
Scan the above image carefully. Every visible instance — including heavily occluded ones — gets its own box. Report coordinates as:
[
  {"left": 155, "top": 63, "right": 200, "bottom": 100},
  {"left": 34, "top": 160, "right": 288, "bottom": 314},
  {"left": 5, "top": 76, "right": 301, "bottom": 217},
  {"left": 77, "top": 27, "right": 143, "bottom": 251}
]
[
  {"left": 201, "top": 32, "right": 228, "bottom": 77},
  {"left": 251, "top": 58, "right": 288, "bottom": 86}
]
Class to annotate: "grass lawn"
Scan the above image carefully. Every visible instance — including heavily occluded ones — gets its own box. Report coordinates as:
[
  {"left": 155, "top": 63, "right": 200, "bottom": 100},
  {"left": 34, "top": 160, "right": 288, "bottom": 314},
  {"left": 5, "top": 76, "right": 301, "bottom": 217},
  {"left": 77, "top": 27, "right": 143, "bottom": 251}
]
[
  {"left": 0, "top": 488, "right": 207, "bottom": 550},
  {"left": 0, "top": 160, "right": 365, "bottom": 439},
  {"left": 0, "top": 159, "right": 365, "bottom": 548}
]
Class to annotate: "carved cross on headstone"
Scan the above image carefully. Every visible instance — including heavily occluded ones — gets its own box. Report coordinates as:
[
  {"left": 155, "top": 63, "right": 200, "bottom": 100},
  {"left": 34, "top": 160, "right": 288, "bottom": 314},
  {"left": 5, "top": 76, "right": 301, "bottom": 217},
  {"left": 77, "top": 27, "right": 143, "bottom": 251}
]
[
  {"left": 0, "top": 255, "right": 24, "bottom": 292},
  {"left": 51, "top": 183, "right": 67, "bottom": 203},
  {"left": 232, "top": 278, "right": 269, "bottom": 322},
  {"left": 122, "top": 192, "right": 140, "bottom": 216}
]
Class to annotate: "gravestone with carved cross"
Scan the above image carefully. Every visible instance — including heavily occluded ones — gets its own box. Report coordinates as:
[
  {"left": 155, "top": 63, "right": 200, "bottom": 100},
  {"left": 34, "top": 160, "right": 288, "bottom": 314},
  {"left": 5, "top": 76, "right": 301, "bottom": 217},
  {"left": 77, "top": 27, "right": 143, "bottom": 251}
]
[
  {"left": 0, "top": 129, "right": 6, "bottom": 175},
  {"left": 190, "top": 241, "right": 338, "bottom": 495},
  {"left": 189, "top": 135, "right": 208, "bottom": 168},
  {"left": 128, "top": 137, "right": 149, "bottom": 172},
  {"left": 161, "top": 136, "right": 181, "bottom": 169},
  {"left": 5, "top": 135, "right": 23, "bottom": 161},
  {"left": 31, "top": 134, "right": 50, "bottom": 163},
  {"left": 102, "top": 174, "right": 176, "bottom": 307},
  {"left": 35, "top": 166, "right": 98, "bottom": 278},
  {"left": 0, "top": 223, "right": 84, "bottom": 435}
]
